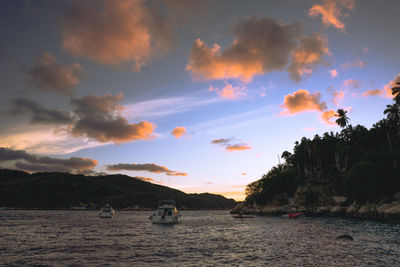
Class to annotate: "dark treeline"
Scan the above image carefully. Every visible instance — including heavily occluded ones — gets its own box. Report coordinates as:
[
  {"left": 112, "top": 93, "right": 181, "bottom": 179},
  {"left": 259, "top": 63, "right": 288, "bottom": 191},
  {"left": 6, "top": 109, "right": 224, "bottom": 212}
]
[
  {"left": 0, "top": 170, "right": 236, "bottom": 210},
  {"left": 246, "top": 83, "right": 400, "bottom": 206}
]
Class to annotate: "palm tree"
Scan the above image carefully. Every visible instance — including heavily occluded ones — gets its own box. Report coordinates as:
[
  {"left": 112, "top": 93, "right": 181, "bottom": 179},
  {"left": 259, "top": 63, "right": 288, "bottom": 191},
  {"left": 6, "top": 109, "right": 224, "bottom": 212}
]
[
  {"left": 384, "top": 103, "right": 400, "bottom": 125},
  {"left": 392, "top": 82, "right": 400, "bottom": 103},
  {"left": 335, "top": 109, "right": 349, "bottom": 128}
]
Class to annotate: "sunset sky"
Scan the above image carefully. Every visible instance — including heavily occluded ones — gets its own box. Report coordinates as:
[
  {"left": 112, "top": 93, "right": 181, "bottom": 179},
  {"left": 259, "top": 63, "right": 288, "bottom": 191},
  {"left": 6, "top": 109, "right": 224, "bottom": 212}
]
[{"left": 0, "top": 0, "right": 399, "bottom": 200}]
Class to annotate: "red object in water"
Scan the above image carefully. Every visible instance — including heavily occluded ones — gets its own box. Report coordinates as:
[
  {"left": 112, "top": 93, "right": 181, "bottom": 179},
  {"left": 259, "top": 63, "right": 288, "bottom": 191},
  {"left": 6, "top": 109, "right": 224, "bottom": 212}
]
[{"left": 288, "top": 212, "right": 304, "bottom": 219}]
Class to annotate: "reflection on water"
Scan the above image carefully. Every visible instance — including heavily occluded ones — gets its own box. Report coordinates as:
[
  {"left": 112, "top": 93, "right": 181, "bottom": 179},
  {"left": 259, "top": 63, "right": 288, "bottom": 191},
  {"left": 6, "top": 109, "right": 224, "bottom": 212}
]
[{"left": 0, "top": 210, "right": 399, "bottom": 266}]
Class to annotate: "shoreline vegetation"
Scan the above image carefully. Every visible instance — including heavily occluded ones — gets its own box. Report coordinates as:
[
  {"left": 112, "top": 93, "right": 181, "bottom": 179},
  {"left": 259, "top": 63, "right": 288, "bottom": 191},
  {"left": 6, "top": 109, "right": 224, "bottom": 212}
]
[
  {"left": 0, "top": 169, "right": 236, "bottom": 211},
  {"left": 232, "top": 82, "right": 400, "bottom": 221}
]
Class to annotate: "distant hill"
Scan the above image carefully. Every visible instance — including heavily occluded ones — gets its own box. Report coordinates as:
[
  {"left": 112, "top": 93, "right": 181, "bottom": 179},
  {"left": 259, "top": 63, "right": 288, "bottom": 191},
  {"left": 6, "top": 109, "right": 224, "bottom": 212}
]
[{"left": 0, "top": 169, "right": 236, "bottom": 210}]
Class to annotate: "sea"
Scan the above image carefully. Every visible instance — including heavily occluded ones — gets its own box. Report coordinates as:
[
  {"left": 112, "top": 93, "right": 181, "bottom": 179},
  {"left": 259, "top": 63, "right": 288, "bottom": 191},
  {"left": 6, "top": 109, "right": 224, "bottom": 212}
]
[{"left": 0, "top": 210, "right": 399, "bottom": 266}]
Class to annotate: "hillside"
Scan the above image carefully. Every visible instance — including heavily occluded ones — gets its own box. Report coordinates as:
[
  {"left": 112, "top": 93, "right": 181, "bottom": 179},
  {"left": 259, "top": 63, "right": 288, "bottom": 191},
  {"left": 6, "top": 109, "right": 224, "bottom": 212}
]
[
  {"left": 0, "top": 169, "right": 236, "bottom": 210},
  {"left": 234, "top": 85, "right": 400, "bottom": 220}
]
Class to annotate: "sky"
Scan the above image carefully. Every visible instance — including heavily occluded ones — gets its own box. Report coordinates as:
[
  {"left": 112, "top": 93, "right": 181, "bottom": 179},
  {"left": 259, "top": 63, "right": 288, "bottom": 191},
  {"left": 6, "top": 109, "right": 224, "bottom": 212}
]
[{"left": 0, "top": 0, "right": 399, "bottom": 201}]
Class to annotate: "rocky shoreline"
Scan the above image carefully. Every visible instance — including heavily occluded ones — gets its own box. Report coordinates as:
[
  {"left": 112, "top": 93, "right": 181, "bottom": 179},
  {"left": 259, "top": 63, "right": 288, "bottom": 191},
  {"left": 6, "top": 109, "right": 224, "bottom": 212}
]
[{"left": 231, "top": 190, "right": 400, "bottom": 221}]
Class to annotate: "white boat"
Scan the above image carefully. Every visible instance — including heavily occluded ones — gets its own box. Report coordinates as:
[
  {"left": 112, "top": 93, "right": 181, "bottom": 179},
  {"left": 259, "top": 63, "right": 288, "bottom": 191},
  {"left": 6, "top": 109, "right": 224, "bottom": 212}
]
[
  {"left": 98, "top": 204, "right": 115, "bottom": 218},
  {"left": 149, "top": 200, "right": 180, "bottom": 224}
]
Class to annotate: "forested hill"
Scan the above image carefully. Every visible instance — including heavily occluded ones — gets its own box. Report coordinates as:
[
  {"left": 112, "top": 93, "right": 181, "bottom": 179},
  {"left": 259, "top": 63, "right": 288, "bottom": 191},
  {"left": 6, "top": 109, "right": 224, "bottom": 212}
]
[
  {"left": 239, "top": 83, "right": 400, "bottom": 219},
  {"left": 0, "top": 169, "right": 236, "bottom": 210}
]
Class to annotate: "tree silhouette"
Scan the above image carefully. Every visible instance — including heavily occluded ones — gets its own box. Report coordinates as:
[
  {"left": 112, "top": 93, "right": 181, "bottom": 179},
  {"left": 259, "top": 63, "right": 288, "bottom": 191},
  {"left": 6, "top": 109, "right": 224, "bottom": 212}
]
[
  {"left": 335, "top": 109, "right": 349, "bottom": 128},
  {"left": 384, "top": 103, "right": 400, "bottom": 125},
  {"left": 392, "top": 82, "right": 400, "bottom": 103}
]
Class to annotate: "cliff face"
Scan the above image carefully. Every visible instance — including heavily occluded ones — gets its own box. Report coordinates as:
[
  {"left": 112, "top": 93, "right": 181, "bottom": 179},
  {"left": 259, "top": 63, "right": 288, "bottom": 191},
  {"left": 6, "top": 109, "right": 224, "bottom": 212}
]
[{"left": 231, "top": 186, "right": 400, "bottom": 221}]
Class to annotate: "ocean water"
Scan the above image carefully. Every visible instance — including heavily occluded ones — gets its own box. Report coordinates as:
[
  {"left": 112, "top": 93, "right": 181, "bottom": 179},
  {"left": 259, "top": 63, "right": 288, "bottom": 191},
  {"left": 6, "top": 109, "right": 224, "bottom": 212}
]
[{"left": 0, "top": 210, "right": 399, "bottom": 266}]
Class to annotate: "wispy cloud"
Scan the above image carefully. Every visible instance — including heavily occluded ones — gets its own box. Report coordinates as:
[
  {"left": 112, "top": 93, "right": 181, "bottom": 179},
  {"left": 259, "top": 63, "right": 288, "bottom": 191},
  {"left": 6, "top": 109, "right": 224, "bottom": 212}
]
[
  {"left": 0, "top": 128, "right": 106, "bottom": 155},
  {"left": 341, "top": 60, "right": 365, "bottom": 70},
  {"left": 342, "top": 79, "right": 362, "bottom": 89},
  {"left": 125, "top": 95, "right": 220, "bottom": 120}
]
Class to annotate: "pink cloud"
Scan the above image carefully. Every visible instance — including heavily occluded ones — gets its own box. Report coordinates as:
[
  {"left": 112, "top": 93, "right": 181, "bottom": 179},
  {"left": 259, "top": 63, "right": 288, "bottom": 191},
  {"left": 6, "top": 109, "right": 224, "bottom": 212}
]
[
  {"left": 341, "top": 60, "right": 366, "bottom": 70},
  {"left": 342, "top": 79, "right": 362, "bottom": 89},
  {"left": 210, "top": 83, "right": 246, "bottom": 100},
  {"left": 329, "top": 69, "right": 338, "bottom": 78},
  {"left": 332, "top": 90, "right": 345, "bottom": 106}
]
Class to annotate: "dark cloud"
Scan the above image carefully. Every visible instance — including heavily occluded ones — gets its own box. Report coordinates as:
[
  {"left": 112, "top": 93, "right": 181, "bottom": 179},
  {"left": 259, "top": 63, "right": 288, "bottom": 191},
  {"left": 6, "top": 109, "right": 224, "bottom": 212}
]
[
  {"left": 70, "top": 93, "right": 155, "bottom": 143},
  {"left": 11, "top": 98, "right": 74, "bottom": 125},
  {"left": 106, "top": 163, "right": 187, "bottom": 176},
  {"left": 0, "top": 147, "right": 35, "bottom": 162},
  {"left": 186, "top": 16, "right": 329, "bottom": 82},
  {"left": 26, "top": 52, "right": 83, "bottom": 95},
  {"left": 8, "top": 93, "right": 156, "bottom": 144},
  {"left": 211, "top": 138, "right": 251, "bottom": 152},
  {"left": 0, "top": 147, "right": 97, "bottom": 173},
  {"left": 211, "top": 138, "right": 231, "bottom": 144},
  {"left": 288, "top": 35, "right": 330, "bottom": 81},
  {"left": 62, "top": 0, "right": 172, "bottom": 70}
]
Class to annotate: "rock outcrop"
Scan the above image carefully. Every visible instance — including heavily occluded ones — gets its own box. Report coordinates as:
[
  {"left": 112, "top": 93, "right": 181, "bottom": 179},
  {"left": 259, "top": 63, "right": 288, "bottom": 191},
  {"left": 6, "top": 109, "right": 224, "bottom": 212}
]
[{"left": 231, "top": 190, "right": 400, "bottom": 221}]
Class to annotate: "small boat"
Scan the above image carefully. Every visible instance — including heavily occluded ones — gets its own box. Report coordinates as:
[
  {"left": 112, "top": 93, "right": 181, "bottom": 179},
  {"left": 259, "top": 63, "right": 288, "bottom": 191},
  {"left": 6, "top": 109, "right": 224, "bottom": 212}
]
[
  {"left": 287, "top": 212, "right": 304, "bottom": 219},
  {"left": 98, "top": 204, "right": 115, "bottom": 218},
  {"left": 232, "top": 213, "right": 253, "bottom": 219},
  {"left": 149, "top": 200, "right": 180, "bottom": 224}
]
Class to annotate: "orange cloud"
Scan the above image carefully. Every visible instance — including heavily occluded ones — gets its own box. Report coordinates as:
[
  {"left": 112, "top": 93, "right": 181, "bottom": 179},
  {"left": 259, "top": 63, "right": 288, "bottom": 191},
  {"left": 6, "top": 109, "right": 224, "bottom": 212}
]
[
  {"left": 362, "top": 74, "right": 400, "bottom": 98},
  {"left": 187, "top": 16, "right": 328, "bottom": 82},
  {"left": 308, "top": 0, "right": 354, "bottom": 31},
  {"left": 329, "top": 69, "right": 338, "bottom": 78},
  {"left": 342, "top": 79, "right": 362, "bottom": 89},
  {"left": 241, "top": 173, "right": 247, "bottom": 175},
  {"left": 106, "top": 163, "right": 187, "bottom": 176},
  {"left": 226, "top": 144, "right": 252, "bottom": 152},
  {"left": 26, "top": 52, "right": 83, "bottom": 95},
  {"left": 62, "top": 0, "right": 172, "bottom": 70},
  {"left": 71, "top": 93, "right": 156, "bottom": 143},
  {"left": 319, "top": 110, "right": 336, "bottom": 126},
  {"left": 171, "top": 126, "right": 186, "bottom": 138},
  {"left": 209, "top": 83, "right": 246, "bottom": 100},
  {"left": 281, "top": 89, "right": 327, "bottom": 115}
]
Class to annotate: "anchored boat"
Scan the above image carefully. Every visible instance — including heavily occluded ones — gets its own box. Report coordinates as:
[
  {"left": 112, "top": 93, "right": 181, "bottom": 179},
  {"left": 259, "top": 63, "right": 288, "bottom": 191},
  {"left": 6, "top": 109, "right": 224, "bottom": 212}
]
[
  {"left": 98, "top": 204, "right": 115, "bottom": 218},
  {"left": 149, "top": 200, "right": 180, "bottom": 224}
]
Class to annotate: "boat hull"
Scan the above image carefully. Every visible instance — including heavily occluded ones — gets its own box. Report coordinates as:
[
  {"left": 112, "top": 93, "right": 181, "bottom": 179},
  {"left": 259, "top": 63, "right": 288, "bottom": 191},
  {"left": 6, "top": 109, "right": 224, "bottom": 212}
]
[
  {"left": 98, "top": 211, "right": 114, "bottom": 218},
  {"left": 151, "top": 215, "right": 179, "bottom": 224}
]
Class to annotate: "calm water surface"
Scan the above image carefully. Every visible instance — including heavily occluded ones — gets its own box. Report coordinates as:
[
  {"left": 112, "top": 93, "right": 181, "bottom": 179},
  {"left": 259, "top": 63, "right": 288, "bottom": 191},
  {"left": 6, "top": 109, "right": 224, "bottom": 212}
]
[{"left": 0, "top": 210, "right": 399, "bottom": 266}]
